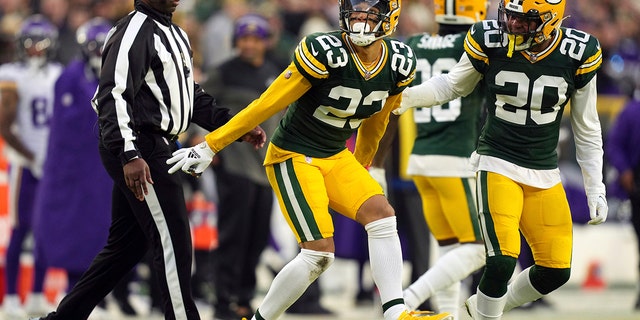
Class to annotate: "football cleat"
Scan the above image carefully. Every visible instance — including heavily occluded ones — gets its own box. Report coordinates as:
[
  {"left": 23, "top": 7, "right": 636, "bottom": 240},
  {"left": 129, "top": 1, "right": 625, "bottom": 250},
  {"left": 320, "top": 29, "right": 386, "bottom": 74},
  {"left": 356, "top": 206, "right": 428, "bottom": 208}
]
[{"left": 398, "top": 310, "right": 453, "bottom": 319}]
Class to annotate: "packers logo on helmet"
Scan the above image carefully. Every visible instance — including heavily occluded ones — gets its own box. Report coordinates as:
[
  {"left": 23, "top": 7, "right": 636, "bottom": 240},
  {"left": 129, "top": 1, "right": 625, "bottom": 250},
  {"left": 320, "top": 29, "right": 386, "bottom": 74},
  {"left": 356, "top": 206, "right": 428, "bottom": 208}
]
[
  {"left": 339, "top": 0, "right": 401, "bottom": 46},
  {"left": 434, "top": 0, "right": 489, "bottom": 25},
  {"left": 499, "top": 0, "right": 566, "bottom": 55}
]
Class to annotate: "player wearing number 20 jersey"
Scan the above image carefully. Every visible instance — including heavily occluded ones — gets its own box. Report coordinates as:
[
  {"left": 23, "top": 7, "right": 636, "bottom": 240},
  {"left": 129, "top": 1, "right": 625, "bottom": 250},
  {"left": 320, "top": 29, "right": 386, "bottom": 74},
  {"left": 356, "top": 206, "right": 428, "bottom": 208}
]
[
  {"left": 396, "top": 0, "right": 607, "bottom": 317},
  {"left": 466, "top": 21, "right": 602, "bottom": 171}
]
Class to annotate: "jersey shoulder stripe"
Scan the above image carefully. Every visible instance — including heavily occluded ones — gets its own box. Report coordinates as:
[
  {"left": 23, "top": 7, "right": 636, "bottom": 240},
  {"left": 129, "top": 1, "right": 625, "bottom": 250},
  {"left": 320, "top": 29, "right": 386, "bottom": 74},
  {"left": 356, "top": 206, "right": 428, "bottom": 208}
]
[
  {"left": 578, "top": 48, "right": 602, "bottom": 75},
  {"left": 568, "top": 27, "right": 603, "bottom": 76},
  {"left": 293, "top": 31, "right": 415, "bottom": 89},
  {"left": 465, "top": 22, "right": 602, "bottom": 75},
  {"left": 293, "top": 32, "right": 343, "bottom": 80},
  {"left": 464, "top": 22, "right": 490, "bottom": 64},
  {"left": 558, "top": 27, "right": 602, "bottom": 84},
  {"left": 383, "top": 38, "right": 416, "bottom": 88}
]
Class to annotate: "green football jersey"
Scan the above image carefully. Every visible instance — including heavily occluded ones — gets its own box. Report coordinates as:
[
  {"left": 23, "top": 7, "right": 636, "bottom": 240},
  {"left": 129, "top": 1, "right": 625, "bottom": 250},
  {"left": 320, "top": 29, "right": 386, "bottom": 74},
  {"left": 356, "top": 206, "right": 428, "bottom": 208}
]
[
  {"left": 405, "top": 32, "right": 484, "bottom": 157},
  {"left": 464, "top": 21, "right": 602, "bottom": 169},
  {"left": 270, "top": 31, "right": 416, "bottom": 158}
]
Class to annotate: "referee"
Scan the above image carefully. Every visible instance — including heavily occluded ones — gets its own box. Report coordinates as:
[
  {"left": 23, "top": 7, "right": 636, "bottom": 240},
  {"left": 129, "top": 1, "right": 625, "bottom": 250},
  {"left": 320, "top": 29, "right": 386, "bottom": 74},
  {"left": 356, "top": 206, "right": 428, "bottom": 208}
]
[{"left": 38, "top": 0, "right": 265, "bottom": 319}]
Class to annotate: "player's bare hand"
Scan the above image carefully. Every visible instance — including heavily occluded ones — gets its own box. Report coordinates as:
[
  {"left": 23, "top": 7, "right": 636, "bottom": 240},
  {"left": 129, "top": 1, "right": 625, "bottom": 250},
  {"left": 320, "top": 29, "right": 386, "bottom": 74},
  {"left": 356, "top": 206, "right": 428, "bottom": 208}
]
[
  {"left": 124, "top": 158, "right": 153, "bottom": 201},
  {"left": 242, "top": 125, "right": 266, "bottom": 149}
]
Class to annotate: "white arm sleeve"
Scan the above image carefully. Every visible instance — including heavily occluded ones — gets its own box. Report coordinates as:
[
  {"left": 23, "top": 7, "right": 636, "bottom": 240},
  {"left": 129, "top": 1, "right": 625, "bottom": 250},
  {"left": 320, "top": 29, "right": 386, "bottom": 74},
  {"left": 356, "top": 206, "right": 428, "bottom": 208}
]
[
  {"left": 402, "top": 53, "right": 483, "bottom": 108},
  {"left": 569, "top": 76, "right": 606, "bottom": 196}
]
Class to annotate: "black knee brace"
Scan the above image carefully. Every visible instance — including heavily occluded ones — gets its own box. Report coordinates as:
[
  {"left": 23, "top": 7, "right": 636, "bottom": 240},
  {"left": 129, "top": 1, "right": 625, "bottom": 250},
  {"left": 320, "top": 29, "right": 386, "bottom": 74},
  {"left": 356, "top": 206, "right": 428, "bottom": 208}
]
[
  {"left": 529, "top": 265, "right": 571, "bottom": 294},
  {"left": 478, "top": 255, "right": 517, "bottom": 297}
]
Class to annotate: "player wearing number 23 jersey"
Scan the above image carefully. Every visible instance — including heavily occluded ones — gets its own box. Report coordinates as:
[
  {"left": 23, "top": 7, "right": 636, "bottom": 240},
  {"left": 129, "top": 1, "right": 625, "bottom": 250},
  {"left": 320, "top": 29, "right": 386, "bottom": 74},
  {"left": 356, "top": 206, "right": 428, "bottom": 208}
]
[
  {"left": 164, "top": 1, "right": 455, "bottom": 319},
  {"left": 395, "top": 0, "right": 608, "bottom": 319},
  {"left": 270, "top": 30, "right": 415, "bottom": 162},
  {"left": 202, "top": 29, "right": 416, "bottom": 240}
]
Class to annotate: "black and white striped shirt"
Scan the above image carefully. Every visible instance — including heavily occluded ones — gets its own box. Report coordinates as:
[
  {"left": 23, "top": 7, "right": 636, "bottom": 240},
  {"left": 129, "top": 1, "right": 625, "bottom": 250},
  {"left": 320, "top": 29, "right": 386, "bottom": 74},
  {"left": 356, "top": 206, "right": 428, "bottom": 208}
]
[{"left": 94, "top": 0, "right": 231, "bottom": 165}]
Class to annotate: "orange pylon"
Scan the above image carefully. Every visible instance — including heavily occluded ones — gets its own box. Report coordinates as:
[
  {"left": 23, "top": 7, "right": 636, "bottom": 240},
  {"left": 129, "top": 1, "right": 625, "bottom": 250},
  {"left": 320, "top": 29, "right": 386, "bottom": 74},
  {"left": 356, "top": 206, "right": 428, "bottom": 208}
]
[{"left": 582, "top": 260, "right": 606, "bottom": 290}]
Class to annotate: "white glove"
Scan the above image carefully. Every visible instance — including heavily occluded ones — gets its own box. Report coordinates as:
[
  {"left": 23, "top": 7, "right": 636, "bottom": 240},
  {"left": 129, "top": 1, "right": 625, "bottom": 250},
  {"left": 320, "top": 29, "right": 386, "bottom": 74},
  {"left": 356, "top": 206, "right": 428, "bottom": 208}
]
[
  {"left": 369, "top": 166, "right": 388, "bottom": 196},
  {"left": 166, "top": 141, "right": 216, "bottom": 176},
  {"left": 392, "top": 94, "right": 414, "bottom": 115},
  {"left": 587, "top": 194, "right": 608, "bottom": 225},
  {"left": 392, "top": 86, "right": 436, "bottom": 115}
]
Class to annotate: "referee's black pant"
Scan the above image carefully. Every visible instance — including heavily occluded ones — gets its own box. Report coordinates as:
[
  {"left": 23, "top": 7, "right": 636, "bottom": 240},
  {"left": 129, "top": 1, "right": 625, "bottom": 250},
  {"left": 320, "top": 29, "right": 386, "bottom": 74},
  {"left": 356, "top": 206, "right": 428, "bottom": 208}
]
[{"left": 44, "top": 132, "right": 200, "bottom": 320}]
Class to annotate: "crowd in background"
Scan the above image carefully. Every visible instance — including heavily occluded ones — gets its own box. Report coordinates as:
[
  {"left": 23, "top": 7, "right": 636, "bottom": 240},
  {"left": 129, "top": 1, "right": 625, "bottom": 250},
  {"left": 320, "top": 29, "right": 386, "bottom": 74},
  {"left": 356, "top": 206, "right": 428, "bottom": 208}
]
[{"left": 1, "top": 0, "right": 639, "bottom": 93}]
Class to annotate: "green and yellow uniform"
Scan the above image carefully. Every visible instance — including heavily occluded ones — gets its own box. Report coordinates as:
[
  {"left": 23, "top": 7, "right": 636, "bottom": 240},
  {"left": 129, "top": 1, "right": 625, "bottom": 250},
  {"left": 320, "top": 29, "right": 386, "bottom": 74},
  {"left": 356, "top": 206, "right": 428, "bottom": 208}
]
[
  {"left": 462, "top": 21, "right": 603, "bottom": 267},
  {"left": 205, "top": 31, "right": 416, "bottom": 242},
  {"left": 404, "top": 31, "right": 484, "bottom": 243}
]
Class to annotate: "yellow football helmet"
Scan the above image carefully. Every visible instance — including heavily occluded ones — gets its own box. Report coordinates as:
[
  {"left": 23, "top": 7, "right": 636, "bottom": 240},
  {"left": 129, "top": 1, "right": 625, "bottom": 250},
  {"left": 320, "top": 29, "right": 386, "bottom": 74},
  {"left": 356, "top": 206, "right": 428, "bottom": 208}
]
[
  {"left": 499, "top": 0, "right": 566, "bottom": 55},
  {"left": 434, "top": 0, "right": 489, "bottom": 25},
  {"left": 339, "top": 0, "right": 401, "bottom": 46}
]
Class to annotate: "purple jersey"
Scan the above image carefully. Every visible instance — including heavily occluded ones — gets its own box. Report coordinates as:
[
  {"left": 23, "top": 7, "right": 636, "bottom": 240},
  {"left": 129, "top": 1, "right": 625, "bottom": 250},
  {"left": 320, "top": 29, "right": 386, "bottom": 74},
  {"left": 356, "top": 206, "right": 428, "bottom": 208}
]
[{"left": 34, "top": 60, "right": 111, "bottom": 273}]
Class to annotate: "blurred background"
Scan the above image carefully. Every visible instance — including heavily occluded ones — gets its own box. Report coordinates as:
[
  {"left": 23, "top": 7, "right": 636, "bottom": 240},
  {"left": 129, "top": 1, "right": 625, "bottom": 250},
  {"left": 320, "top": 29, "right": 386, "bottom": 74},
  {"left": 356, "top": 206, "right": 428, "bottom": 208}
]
[{"left": 1, "top": 0, "right": 639, "bottom": 319}]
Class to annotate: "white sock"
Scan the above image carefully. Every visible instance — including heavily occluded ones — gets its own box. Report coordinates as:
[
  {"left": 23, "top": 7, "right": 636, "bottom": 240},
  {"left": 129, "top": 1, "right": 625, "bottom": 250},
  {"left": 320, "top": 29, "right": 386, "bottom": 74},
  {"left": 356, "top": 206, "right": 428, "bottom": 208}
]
[
  {"left": 3, "top": 294, "right": 21, "bottom": 308},
  {"left": 404, "top": 243, "right": 485, "bottom": 310},
  {"left": 366, "top": 216, "right": 406, "bottom": 320},
  {"left": 476, "top": 289, "right": 507, "bottom": 319},
  {"left": 255, "top": 249, "right": 334, "bottom": 319},
  {"left": 503, "top": 267, "right": 544, "bottom": 312},
  {"left": 25, "top": 292, "right": 47, "bottom": 310},
  {"left": 434, "top": 283, "right": 460, "bottom": 319}
]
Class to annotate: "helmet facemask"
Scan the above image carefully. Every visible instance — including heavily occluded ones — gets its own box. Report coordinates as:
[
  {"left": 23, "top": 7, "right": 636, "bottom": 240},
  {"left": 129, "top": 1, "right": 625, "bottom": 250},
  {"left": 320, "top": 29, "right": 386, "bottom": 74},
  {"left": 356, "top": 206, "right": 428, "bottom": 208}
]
[{"left": 339, "top": 0, "right": 400, "bottom": 47}]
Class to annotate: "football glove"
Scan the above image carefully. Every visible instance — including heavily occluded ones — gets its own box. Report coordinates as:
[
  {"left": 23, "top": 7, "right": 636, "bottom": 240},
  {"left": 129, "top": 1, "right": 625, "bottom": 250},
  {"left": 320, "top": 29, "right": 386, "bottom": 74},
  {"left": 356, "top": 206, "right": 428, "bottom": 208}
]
[
  {"left": 392, "top": 97, "right": 413, "bottom": 116},
  {"left": 392, "top": 86, "right": 436, "bottom": 115},
  {"left": 587, "top": 194, "right": 608, "bottom": 225},
  {"left": 166, "top": 141, "right": 215, "bottom": 176},
  {"left": 369, "top": 166, "right": 388, "bottom": 196}
]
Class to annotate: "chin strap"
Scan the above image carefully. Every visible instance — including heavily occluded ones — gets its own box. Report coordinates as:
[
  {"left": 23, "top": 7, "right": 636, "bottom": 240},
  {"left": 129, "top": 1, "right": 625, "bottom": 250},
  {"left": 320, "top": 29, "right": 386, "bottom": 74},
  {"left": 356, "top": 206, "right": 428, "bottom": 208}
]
[{"left": 507, "top": 34, "right": 516, "bottom": 58}]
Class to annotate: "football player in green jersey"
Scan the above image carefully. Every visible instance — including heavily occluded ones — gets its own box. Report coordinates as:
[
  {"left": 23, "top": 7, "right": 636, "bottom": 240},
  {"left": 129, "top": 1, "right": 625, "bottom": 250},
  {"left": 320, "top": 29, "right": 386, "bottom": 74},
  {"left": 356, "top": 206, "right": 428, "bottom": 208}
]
[
  {"left": 394, "top": 0, "right": 608, "bottom": 319},
  {"left": 392, "top": 0, "right": 489, "bottom": 318},
  {"left": 167, "top": 1, "right": 451, "bottom": 319}
]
